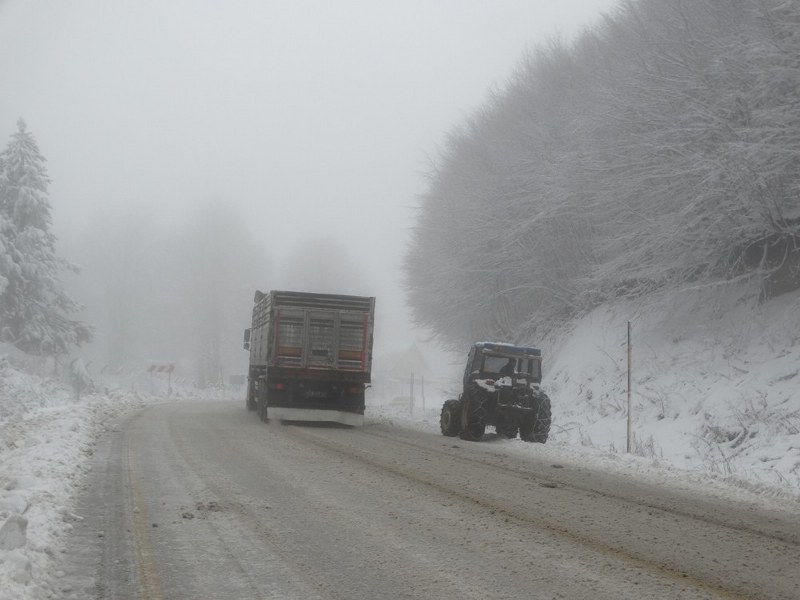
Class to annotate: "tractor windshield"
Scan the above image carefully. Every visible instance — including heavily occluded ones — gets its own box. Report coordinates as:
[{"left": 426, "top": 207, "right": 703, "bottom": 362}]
[{"left": 478, "top": 352, "right": 541, "bottom": 382}]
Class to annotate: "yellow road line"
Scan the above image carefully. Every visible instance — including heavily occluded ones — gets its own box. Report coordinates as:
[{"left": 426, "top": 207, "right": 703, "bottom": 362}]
[{"left": 126, "top": 438, "right": 165, "bottom": 600}]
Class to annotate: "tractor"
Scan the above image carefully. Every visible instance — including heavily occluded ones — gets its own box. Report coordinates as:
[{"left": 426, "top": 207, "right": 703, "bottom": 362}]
[{"left": 440, "top": 342, "right": 551, "bottom": 442}]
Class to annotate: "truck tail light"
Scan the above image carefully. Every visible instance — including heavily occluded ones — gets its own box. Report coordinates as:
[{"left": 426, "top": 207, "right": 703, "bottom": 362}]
[{"left": 275, "top": 383, "right": 285, "bottom": 390}]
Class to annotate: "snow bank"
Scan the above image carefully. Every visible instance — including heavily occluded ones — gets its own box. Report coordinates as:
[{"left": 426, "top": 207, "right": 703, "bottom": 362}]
[
  {"left": 0, "top": 360, "right": 135, "bottom": 599},
  {"left": 0, "top": 358, "right": 232, "bottom": 600}
]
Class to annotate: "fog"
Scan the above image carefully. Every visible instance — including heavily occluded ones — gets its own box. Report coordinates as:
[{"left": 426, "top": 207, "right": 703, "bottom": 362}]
[{"left": 0, "top": 0, "right": 616, "bottom": 381}]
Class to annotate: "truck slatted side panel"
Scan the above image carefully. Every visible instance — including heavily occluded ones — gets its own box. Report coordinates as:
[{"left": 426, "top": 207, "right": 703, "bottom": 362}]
[{"left": 251, "top": 298, "right": 271, "bottom": 365}]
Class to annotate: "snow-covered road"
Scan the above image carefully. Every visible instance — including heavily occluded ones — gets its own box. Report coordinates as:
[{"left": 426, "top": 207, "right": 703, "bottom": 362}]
[{"left": 55, "top": 399, "right": 800, "bottom": 599}]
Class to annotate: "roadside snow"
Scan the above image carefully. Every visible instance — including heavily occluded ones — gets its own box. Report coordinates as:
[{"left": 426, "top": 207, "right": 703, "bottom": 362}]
[
  {"left": 370, "top": 402, "right": 800, "bottom": 515},
  {"left": 0, "top": 360, "right": 213, "bottom": 600}
]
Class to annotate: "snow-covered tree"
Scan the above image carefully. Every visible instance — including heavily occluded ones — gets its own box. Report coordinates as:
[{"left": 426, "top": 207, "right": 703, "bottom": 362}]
[{"left": 0, "top": 119, "right": 92, "bottom": 356}]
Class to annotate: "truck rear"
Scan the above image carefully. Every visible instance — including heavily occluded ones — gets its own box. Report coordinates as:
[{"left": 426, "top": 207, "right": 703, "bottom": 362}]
[{"left": 243, "top": 290, "right": 375, "bottom": 426}]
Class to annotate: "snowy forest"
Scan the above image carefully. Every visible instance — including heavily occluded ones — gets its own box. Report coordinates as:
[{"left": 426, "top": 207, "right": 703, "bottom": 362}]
[{"left": 405, "top": 0, "right": 800, "bottom": 349}]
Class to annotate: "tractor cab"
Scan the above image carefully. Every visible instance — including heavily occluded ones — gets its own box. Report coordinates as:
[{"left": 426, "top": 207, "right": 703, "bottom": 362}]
[{"left": 463, "top": 342, "right": 543, "bottom": 388}]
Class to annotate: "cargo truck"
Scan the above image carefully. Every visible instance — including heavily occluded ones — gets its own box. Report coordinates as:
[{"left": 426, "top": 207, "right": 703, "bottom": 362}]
[{"left": 243, "top": 290, "right": 375, "bottom": 426}]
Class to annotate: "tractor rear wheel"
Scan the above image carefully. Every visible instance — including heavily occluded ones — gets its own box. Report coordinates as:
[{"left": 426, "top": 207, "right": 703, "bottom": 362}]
[
  {"left": 519, "top": 391, "right": 551, "bottom": 443},
  {"left": 459, "top": 393, "right": 487, "bottom": 441}
]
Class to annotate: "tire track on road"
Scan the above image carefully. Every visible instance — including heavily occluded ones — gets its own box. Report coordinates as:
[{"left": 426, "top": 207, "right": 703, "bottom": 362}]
[
  {"left": 361, "top": 424, "right": 800, "bottom": 545},
  {"left": 285, "top": 424, "right": 796, "bottom": 600}
]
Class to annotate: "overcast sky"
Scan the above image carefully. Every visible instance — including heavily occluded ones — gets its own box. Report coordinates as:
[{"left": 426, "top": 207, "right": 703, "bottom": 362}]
[{"left": 0, "top": 0, "right": 617, "bottom": 354}]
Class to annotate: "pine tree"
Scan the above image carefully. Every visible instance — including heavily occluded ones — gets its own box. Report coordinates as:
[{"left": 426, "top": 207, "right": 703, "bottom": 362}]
[{"left": 0, "top": 119, "right": 92, "bottom": 356}]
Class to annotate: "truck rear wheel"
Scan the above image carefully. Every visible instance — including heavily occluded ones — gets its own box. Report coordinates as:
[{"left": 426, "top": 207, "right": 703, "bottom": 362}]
[
  {"left": 459, "top": 394, "right": 486, "bottom": 441},
  {"left": 257, "top": 398, "right": 265, "bottom": 422},
  {"left": 440, "top": 399, "right": 461, "bottom": 437},
  {"left": 246, "top": 377, "right": 257, "bottom": 411},
  {"left": 519, "top": 391, "right": 551, "bottom": 443},
  {"left": 257, "top": 384, "right": 269, "bottom": 422}
]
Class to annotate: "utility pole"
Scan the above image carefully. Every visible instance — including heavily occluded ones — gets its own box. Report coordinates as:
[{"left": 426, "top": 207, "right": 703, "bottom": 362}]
[
  {"left": 409, "top": 371, "right": 415, "bottom": 416},
  {"left": 627, "top": 321, "right": 632, "bottom": 453}
]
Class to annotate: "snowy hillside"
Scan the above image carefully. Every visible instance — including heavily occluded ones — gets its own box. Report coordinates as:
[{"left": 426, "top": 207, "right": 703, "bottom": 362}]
[{"left": 543, "top": 285, "right": 800, "bottom": 489}]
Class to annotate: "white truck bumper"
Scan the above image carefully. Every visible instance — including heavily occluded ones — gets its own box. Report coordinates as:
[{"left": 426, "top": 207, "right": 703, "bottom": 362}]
[{"left": 268, "top": 407, "right": 364, "bottom": 427}]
